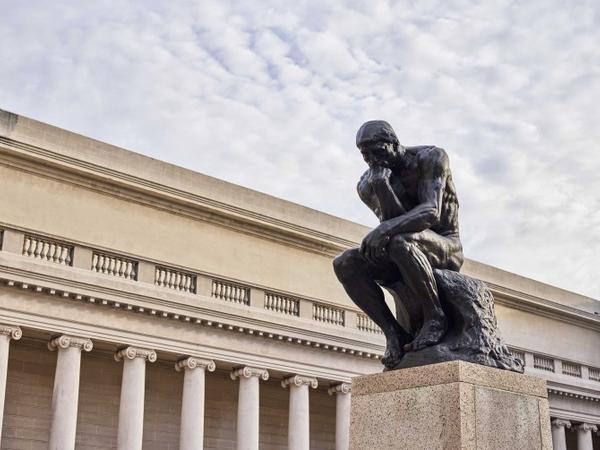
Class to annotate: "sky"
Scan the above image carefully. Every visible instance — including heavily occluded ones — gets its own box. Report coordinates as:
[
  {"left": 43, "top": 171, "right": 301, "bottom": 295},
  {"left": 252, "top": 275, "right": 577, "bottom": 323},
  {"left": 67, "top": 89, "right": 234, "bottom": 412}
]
[{"left": 1, "top": 1, "right": 599, "bottom": 300}]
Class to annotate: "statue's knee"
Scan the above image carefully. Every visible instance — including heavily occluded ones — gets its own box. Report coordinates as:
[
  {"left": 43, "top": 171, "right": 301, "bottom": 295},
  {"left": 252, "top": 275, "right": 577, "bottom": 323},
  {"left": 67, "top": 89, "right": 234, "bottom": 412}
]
[
  {"left": 333, "top": 249, "right": 361, "bottom": 282},
  {"left": 388, "top": 233, "right": 415, "bottom": 255}
]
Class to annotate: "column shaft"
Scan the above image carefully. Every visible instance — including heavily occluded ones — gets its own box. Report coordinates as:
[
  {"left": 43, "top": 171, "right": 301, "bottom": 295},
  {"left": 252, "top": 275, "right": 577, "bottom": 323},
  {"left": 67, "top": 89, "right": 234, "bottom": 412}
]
[
  {"left": 115, "top": 347, "right": 156, "bottom": 450},
  {"left": 49, "top": 347, "right": 82, "bottom": 449},
  {"left": 117, "top": 357, "right": 146, "bottom": 450},
  {"left": 48, "top": 335, "right": 92, "bottom": 450},
  {"left": 283, "top": 375, "right": 318, "bottom": 450},
  {"left": 0, "top": 336, "right": 10, "bottom": 443},
  {"left": 551, "top": 419, "right": 570, "bottom": 450},
  {"left": 335, "top": 393, "right": 351, "bottom": 450},
  {"left": 0, "top": 326, "right": 21, "bottom": 447},
  {"left": 288, "top": 384, "right": 310, "bottom": 450},
  {"left": 575, "top": 424, "right": 597, "bottom": 450},
  {"left": 231, "top": 366, "right": 269, "bottom": 450},
  {"left": 238, "top": 376, "right": 260, "bottom": 450},
  {"left": 177, "top": 357, "right": 215, "bottom": 450}
]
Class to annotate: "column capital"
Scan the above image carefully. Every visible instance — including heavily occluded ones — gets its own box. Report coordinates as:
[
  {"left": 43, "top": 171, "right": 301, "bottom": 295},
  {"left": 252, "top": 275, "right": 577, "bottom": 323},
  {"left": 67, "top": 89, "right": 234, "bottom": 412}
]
[
  {"left": 114, "top": 346, "right": 157, "bottom": 362},
  {"left": 230, "top": 366, "right": 269, "bottom": 381},
  {"left": 282, "top": 374, "right": 318, "bottom": 389},
  {"left": 575, "top": 423, "right": 598, "bottom": 433},
  {"left": 328, "top": 382, "right": 351, "bottom": 395},
  {"left": 0, "top": 325, "right": 22, "bottom": 341},
  {"left": 48, "top": 335, "right": 93, "bottom": 352},
  {"left": 175, "top": 356, "right": 216, "bottom": 372},
  {"left": 551, "top": 418, "right": 572, "bottom": 429}
]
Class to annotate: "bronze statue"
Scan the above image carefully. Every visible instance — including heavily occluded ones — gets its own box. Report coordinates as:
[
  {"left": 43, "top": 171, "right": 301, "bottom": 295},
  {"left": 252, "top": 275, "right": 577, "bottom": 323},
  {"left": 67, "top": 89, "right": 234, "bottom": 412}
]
[{"left": 334, "top": 120, "right": 522, "bottom": 372}]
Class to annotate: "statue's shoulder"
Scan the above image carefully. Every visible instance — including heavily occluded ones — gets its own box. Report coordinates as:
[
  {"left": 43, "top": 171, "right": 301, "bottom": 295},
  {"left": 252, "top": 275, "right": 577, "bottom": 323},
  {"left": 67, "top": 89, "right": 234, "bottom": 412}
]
[{"left": 408, "top": 145, "right": 449, "bottom": 168}]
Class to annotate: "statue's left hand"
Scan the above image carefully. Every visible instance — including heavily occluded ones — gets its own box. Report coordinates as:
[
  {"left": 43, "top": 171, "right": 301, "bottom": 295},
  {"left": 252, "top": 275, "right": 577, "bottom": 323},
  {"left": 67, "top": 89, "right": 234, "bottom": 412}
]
[{"left": 360, "top": 225, "right": 391, "bottom": 263}]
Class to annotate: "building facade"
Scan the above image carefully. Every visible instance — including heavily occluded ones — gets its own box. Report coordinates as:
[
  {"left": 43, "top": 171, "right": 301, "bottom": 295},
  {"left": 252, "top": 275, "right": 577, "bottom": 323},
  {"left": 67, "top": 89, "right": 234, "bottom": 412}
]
[{"left": 0, "top": 109, "right": 598, "bottom": 450}]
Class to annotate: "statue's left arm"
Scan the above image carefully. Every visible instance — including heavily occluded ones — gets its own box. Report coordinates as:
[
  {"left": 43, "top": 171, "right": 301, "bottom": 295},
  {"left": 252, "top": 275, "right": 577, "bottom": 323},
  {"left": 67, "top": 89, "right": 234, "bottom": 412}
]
[{"left": 360, "top": 148, "right": 449, "bottom": 260}]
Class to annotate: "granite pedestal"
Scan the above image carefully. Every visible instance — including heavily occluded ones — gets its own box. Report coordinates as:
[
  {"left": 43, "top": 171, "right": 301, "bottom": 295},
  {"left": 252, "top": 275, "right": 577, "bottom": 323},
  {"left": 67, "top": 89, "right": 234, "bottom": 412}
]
[{"left": 350, "top": 361, "right": 552, "bottom": 450}]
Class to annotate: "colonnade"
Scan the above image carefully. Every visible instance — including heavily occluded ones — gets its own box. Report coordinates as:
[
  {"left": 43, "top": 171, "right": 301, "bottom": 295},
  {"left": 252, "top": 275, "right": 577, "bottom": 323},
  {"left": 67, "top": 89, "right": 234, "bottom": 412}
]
[
  {"left": 0, "top": 326, "right": 352, "bottom": 450},
  {"left": 552, "top": 418, "right": 598, "bottom": 450}
]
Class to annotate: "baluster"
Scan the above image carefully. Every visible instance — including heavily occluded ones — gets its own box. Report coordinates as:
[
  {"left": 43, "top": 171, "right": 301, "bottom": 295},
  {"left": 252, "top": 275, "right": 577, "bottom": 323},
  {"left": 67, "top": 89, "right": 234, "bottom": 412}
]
[
  {"left": 91, "top": 253, "right": 99, "bottom": 271},
  {"left": 48, "top": 243, "right": 57, "bottom": 262},
  {"left": 23, "top": 236, "right": 32, "bottom": 256},
  {"left": 100, "top": 255, "right": 108, "bottom": 273},
  {"left": 41, "top": 241, "right": 50, "bottom": 259},
  {"left": 175, "top": 273, "right": 182, "bottom": 290},
  {"left": 108, "top": 257, "right": 116, "bottom": 276}
]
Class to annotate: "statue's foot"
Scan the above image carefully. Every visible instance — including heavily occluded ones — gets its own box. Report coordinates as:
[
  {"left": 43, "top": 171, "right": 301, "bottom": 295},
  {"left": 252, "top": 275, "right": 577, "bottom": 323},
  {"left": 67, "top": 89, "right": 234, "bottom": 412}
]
[
  {"left": 403, "top": 317, "right": 447, "bottom": 352},
  {"left": 382, "top": 337, "right": 404, "bottom": 369}
]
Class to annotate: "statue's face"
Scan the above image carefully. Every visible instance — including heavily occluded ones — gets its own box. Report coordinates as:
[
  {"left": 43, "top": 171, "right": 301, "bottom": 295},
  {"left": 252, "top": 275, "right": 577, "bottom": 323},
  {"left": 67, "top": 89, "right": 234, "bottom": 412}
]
[{"left": 358, "top": 140, "right": 396, "bottom": 168}]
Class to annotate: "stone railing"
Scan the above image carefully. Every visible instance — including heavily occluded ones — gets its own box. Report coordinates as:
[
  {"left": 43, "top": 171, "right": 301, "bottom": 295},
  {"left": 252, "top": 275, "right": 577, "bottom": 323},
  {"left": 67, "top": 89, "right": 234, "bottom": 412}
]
[
  {"left": 91, "top": 252, "right": 138, "bottom": 280},
  {"left": 533, "top": 354, "right": 555, "bottom": 372},
  {"left": 23, "top": 235, "right": 73, "bottom": 266},
  {"left": 562, "top": 362, "right": 582, "bottom": 378},
  {"left": 357, "top": 313, "right": 383, "bottom": 334},
  {"left": 265, "top": 292, "right": 299, "bottom": 316},
  {"left": 155, "top": 266, "right": 196, "bottom": 294},
  {"left": 211, "top": 279, "right": 250, "bottom": 305},
  {"left": 589, "top": 367, "right": 600, "bottom": 382},
  {"left": 313, "top": 303, "right": 344, "bottom": 326}
]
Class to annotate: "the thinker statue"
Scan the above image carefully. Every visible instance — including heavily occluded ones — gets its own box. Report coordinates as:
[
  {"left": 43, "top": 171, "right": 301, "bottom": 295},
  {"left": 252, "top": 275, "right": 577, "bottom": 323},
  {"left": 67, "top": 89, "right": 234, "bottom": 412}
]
[{"left": 334, "top": 120, "right": 522, "bottom": 372}]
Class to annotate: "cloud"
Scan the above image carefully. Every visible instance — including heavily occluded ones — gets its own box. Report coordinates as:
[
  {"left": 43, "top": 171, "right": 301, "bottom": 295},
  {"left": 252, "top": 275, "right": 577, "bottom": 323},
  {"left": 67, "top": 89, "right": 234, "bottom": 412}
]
[{"left": 1, "top": 0, "right": 600, "bottom": 299}]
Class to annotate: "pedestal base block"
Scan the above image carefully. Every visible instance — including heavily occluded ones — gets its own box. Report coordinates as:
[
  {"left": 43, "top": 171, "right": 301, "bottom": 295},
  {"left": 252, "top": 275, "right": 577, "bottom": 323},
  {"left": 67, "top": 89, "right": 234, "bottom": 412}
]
[{"left": 350, "top": 361, "right": 551, "bottom": 450}]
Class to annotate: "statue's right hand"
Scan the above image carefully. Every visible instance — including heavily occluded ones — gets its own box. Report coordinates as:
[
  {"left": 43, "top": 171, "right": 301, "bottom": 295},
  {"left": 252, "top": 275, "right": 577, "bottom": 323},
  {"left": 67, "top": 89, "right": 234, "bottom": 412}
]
[{"left": 366, "top": 166, "right": 392, "bottom": 187}]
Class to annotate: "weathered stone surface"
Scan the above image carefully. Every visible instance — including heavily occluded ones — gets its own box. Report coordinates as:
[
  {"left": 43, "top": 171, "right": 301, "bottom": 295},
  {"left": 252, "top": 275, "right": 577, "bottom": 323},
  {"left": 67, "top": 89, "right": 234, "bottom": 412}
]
[
  {"left": 350, "top": 361, "right": 552, "bottom": 450},
  {"left": 352, "top": 360, "right": 547, "bottom": 398},
  {"left": 389, "top": 269, "right": 523, "bottom": 372}
]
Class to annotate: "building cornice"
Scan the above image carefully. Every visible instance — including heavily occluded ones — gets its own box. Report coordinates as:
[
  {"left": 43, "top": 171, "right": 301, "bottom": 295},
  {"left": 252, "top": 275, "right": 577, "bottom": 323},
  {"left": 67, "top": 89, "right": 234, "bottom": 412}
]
[{"left": 0, "top": 137, "right": 356, "bottom": 257}]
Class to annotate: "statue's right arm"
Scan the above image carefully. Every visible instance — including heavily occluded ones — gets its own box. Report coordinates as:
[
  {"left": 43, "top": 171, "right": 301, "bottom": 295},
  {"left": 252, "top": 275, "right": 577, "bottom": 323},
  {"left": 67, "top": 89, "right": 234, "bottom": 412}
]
[{"left": 358, "top": 169, "right": 406, "bottom": 222}]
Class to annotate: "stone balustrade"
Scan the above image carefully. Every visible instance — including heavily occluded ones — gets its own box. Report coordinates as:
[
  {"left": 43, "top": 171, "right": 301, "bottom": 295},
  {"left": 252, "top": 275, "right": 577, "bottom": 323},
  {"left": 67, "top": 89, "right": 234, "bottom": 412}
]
[
  {"left": 155, "top": 266, "right": 196, "bottom": 293},
  {"left": 4, "top": 227, "right": 600, "bottom": 386},
  {"left": 92, "top": 252, "right": 138, "bottom": 280},
  {"left": 23, "top": 235, "right": 73, "bottom": 266}
]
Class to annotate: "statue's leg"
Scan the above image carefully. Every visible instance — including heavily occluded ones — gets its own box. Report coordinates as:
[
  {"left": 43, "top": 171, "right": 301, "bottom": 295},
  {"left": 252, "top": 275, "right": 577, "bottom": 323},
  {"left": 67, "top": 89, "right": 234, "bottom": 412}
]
[
  {"left": 333, "top": 248, "right": 411, "bottom": 368},
  {"left": 387, "top": 233, "right": 447, "bottom": 351}
]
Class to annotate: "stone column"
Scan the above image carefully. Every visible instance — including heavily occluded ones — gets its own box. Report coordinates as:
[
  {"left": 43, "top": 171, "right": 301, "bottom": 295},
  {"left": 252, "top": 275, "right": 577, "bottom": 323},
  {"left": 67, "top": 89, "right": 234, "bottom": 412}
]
[
  {"left": 551, "top": 419, "right": 571, "bottom": 450},
  {"left": 282, "top": 375, "right": 318, "bottom": 450},
  {"left": 0, "top": 325, "right": 21, "bottom": 446},
  {"left": 114, "top": 346, "right": 157, "bottom": 450},
  {"left": 575, "top": 423, "right": 597, "bottom": 450},
  {"left": 328, "top": 383, "right": 352, "bottom": 450},
  {"left": 175, "top": 357, "right": 216, "bottom": 450},
  {"left": 48, "top": 335, "right": 93, "bottom": 450},
  {"left": 230, "top": 366, "right": 269, "bottom": 450}
]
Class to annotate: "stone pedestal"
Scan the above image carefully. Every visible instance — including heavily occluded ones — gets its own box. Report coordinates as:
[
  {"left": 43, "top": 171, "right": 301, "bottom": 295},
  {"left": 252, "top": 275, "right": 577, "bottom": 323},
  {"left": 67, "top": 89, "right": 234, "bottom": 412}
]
[{"left": 350, "top": 361, "right": 552, "bottom": 450}]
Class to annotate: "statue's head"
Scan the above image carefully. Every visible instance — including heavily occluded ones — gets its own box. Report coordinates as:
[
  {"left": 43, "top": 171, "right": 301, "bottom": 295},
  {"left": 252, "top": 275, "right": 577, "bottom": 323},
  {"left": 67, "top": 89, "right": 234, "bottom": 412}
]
[{"left": 356, "top": 120, "right": 401, "bottom": 168}]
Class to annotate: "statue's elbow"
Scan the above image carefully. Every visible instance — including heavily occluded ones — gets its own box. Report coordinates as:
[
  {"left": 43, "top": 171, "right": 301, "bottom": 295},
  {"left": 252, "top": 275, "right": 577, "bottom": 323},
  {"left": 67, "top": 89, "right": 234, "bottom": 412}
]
[{"left": 423, "top": 208, "right": 440, "bottom": 228}]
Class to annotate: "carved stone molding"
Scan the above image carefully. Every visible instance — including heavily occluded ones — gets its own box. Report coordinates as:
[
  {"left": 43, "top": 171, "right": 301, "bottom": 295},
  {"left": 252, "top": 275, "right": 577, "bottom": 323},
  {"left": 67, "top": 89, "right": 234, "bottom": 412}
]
[
  {"left": 551, "top": 419, "right": 572, "bottom": 429},
  {"left": 175, "top": 356, "right": 216, "bottom": 372},
  {"left": 282, "top": 374, "right": 318, "bottom": 389},
  {"left": 114, "top": 346, "right": 157, "bottom": 363},
  {"left": 328, "top": 382, "right": 351, "bottom": 395},
  {"left": 574, "top": 423, "right": 598, "bottom": 433},
  {"left": 0, "top": 325, "right": 22, "bottom": 341},
  {"left": 230, "top": 366, "right": 269, "bottom": 381},
  {"left": 48, "top": 335, "right": 93, "bottom": 352}
]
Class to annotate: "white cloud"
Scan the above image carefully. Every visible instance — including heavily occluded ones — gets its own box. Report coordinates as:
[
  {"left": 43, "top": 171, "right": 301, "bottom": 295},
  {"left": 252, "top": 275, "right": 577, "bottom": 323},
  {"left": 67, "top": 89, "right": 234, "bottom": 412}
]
[{"left": 1, "top": 0, "right": 599, "bottom": 299}]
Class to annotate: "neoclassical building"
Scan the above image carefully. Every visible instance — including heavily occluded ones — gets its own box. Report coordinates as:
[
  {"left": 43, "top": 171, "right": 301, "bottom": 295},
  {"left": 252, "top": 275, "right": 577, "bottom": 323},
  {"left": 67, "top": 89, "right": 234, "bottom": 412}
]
[{"left": 0, "top": 109, "right": 598, "bottom": 450}]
